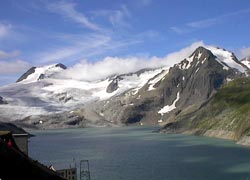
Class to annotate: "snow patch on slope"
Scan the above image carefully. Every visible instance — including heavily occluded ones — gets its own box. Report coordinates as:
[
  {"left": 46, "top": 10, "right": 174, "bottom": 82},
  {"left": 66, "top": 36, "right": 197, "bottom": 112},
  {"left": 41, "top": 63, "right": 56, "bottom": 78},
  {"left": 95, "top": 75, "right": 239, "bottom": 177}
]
[
  {"left": 148, "top": 68, "right": 169, "bottom": 91},
  {"left": 158, "top": 92, "right": 180, "bottom": 115},
  {"left": 185, "top": 54, "right": 195, "bottom": 69},
  {"left": 117, "top": 69, "right": 164, "bottom": 95},
  {"left": 201, "top": 57, "right": 207, "bottom": 64},
  {"left": 197, "top": 51, "right": 202, "bottom": 59}
]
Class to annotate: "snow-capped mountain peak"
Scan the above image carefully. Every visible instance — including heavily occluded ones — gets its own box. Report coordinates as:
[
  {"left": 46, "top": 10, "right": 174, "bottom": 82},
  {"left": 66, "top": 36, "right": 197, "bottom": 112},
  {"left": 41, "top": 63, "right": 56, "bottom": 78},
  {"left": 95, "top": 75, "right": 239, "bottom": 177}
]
[
  {"left": 0, "top": 46, "right": 249, "bottom": 127},
  {"left": 177, "top": 46, "right": 249, "bottom": 74},
  {"left": 16, "top": 63, "right": 67, "bottom": 83}
]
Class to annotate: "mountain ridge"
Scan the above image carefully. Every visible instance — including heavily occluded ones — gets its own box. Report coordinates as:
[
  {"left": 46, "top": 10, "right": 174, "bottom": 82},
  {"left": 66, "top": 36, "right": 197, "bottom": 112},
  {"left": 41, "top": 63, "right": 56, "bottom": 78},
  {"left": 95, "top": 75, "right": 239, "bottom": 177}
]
[{"left": 0, "top": 45, "right": 250, "bottom": 144}]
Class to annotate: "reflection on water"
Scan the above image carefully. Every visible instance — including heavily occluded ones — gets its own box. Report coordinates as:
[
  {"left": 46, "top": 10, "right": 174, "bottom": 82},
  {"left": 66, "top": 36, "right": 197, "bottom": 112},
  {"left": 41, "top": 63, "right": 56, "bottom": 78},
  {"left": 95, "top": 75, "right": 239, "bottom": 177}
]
[{"left": 29, "top": 126, "right": 250, "bottom": 180}]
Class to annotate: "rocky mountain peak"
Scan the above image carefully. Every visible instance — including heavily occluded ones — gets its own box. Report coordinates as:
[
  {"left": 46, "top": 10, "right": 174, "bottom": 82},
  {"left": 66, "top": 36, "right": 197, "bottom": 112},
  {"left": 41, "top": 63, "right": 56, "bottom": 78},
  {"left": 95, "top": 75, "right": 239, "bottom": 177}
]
[
  {"left": 190, "top": 46, "right": 215, "bottom": 59},
  {"left": 55, "top": 63, "right": 67, "bottom": 70},
  {"left": 118, "top": 46, "right": 247, "bottom": 125},
  {"left": 175, "top": 46, "right": 215, "bottom": 70}
]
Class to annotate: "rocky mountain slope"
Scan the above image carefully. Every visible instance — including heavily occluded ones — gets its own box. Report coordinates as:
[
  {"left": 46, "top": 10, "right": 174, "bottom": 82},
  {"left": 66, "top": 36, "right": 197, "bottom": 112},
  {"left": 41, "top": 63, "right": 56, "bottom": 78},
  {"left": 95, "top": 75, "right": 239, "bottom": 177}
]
[
  {"left": 160, "top": 77, "right": 250, "bottom": 145},
  {"left": 112, "top": 46, "right": 247, "bottom": 125},
  {"left": 0, "top": 46, "right": 249, "bottom": 134}
]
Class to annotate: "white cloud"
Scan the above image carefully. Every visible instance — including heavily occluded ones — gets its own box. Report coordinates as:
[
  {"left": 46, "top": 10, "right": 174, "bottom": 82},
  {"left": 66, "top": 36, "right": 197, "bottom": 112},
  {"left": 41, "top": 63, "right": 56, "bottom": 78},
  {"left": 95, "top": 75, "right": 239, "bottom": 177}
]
[
  {"left": 239, "top": 47, "right": 250, "bottom": 58},
  {"left": 0, "top": 22, "right": 12, "bottom": 39},
  {"left": 132, "top": 0, "right": 151, "bottom": 7},
  {"left": 140, "top": 0, "right": 152, "bottom": 6},
  {"left": 109, "top": 5, "right": 131, "bottom": 28},
  {"left": 47, "top": 1, "right": 100, "bottom": 31},
  {"left": 91, "top": 5, "right": 131, "bottom": 29},
  {"left": 169, "top": 27, "right": 187, "bottom": 35},
  {"left": 58, "top": 41, "right": 204, "bottom": 81},
  {"left": 171, "top": 8, "right": 250, "bottom": 34},
  {"left": 187, "top": 18, "right": 220, "bottom": 29},
  {"left": 0, "top": 50, "right": 20, "bottom": 59},
  {"left": 0, "top": 60, "right": 30, "bottom": 74},
  {"left": 37, "top": 34, "right": 110, "bottom": 63},
  {"left": 36, "top": 33, "right": 141, "bottom": 63},
  {"left": 0, "top": 50, "right": 30, "bottom": 75},
  {"left": 40, "top": 2, "right": 151, "bottom": 64},
  {"left": 162, "top": 41, "right": 204, "bottom": 65}
]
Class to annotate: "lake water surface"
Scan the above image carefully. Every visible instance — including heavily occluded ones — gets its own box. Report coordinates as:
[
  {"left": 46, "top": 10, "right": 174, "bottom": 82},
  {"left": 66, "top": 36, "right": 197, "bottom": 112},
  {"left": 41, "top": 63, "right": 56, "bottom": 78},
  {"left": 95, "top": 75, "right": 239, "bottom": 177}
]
[{"left": 29, "top": 126, "right": 250, "bottom": 180}]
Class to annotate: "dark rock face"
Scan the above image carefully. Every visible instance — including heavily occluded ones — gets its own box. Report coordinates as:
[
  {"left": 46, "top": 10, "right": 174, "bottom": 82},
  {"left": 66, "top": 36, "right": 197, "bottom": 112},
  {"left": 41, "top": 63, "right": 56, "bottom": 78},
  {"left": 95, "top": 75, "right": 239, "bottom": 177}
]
[
  {"left": 118, "top": 47, "right": 245, "bottom": 124},
  {"left": 38, "top": 74, "right": 45, "bottom": 80},
  {"left": 106, "top": 79, "right": 119, "bottom": 93},
  {"left": 66, "top": 117, "right": 83, "bottom": 126},
  {"left": 55, "top": 63, "right": 67, "bottom": 69},
  {"left": 0, "top": 96, "right": 7, "bottom": 104},
  {"left": 16, "top": 67, "right": 36, "bottom": 83}
]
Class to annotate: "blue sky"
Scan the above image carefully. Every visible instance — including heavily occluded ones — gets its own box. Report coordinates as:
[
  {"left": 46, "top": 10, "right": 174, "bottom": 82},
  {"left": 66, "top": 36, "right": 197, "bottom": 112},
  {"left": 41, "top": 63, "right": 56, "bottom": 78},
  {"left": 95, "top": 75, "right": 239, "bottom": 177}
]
[{"left": 0, "top": 0, "right": 250, "bottom": 85}]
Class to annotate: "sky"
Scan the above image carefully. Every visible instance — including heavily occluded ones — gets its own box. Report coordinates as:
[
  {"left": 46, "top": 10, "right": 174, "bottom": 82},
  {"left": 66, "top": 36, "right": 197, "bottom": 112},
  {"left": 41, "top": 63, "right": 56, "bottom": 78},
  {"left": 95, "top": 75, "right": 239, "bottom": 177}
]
[{"left": 0, "top": 0, "right": 250, "bottom": 85}]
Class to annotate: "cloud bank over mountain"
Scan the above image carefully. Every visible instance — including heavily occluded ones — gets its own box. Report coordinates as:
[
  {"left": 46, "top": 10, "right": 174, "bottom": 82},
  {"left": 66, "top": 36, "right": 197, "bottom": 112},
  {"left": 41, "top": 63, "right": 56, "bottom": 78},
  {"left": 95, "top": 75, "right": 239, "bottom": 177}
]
[{"left": 57, "top": 41, "right": 204, "bottom": 81}]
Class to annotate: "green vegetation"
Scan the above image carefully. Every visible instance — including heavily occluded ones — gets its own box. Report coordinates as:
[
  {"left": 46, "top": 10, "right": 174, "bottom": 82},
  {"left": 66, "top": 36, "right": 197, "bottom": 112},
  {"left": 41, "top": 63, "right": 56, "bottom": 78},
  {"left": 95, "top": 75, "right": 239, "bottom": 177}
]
[
  {"left": 215, "top": 78, "right": 250, "bottom": 105},
  {"left": 186, "top": 78, "right": 250, "bottom": 140}
]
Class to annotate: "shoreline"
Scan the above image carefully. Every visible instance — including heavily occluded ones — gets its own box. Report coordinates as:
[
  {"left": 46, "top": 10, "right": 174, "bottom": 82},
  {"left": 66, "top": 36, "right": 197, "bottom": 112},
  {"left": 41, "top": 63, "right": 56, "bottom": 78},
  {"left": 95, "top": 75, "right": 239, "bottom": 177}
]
[
  {"left": 21, "top": 122, "right": 250, "bottom": 147},
  {"left": 161, "top": 127, "right": 250, "bottom": 147}
]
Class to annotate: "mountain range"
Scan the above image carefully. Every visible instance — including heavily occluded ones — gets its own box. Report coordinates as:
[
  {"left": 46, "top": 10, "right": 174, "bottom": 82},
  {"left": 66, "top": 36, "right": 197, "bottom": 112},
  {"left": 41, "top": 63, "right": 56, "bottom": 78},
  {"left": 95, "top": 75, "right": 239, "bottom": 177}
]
[{"left": 0, "top": 46, "right": 250, "bottom": 144}]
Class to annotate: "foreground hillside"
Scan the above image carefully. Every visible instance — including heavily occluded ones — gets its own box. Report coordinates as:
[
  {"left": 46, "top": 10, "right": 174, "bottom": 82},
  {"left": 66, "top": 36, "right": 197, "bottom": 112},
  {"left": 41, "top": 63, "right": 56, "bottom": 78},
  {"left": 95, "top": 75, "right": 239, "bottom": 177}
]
[{"left": 161, "top": 77, "right": 250, "bottom": 145}]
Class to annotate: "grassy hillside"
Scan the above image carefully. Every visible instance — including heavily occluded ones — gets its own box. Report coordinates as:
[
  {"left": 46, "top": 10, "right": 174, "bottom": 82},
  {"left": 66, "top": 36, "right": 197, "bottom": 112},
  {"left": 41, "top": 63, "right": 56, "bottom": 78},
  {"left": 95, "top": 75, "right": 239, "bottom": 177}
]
[{"left": 173, "top": 78, "right": 250, "bottom": 141}]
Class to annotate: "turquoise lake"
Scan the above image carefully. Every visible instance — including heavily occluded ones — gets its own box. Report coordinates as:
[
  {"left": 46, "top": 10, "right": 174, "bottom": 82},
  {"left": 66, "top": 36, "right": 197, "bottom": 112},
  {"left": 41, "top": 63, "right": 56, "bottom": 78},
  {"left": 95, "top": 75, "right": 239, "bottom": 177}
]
[{"left": 29, "top": 126, "right": 250, "bottom": 180}]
